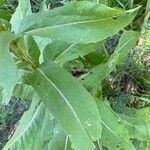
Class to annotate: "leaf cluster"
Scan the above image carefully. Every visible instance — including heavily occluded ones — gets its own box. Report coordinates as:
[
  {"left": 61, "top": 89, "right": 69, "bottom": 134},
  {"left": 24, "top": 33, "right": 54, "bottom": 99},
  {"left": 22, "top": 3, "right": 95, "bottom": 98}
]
[{"left": 0, "top": 0, "right": 150, "bottom": 150}]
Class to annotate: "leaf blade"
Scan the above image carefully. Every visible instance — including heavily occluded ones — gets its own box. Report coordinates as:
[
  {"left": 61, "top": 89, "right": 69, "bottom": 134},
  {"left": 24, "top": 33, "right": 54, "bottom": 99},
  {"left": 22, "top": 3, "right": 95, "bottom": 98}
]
[
  {"left": 0, "top": 31, "right": 18, "bottom": 104},
  {"left": 97, "top": 100, "right": 135, "bottom": 150},
  {"left": 10, "top": 0, "right": 32, "bottom": 33},
  {"left": 27, "top": 60, "right": 102, "bottom": 150},
  {"left": 19, "top": 1, "right": 139, "bottom": 44},
  {"left": 82, "top": 30, "right": 138, "bottom": 89}
]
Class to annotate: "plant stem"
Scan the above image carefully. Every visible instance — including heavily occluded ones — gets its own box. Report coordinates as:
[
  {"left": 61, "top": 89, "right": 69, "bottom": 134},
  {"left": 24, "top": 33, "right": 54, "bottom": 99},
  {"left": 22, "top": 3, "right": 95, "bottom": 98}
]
[{"left": 10, "top": 41, "right": 36, "bottom": 68}]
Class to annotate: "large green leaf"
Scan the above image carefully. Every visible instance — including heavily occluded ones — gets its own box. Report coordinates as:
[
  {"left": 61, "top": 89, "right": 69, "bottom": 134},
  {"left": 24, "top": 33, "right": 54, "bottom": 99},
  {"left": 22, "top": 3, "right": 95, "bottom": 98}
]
[
  {"left": 0, "top": 31, "right": 18, "bottom": 104},
  {"left": 18, "top": 1, "right": 139, "bottom": 44},
  {"left": 10, "top": 0, "right": 32, "bottom": 34},
  {"left": 99, "top": 0, "right": 108, "bottom": 5},
  {"left": 3, "top": 95, "right": 55, "bottom": 150},
  {"left": 82, "top": 30, "right": 138, "bottom": 89},
  {"left": 43, "top": 40, "right": 104, "bottom": 65},
  {"left": 96, "top": 100, "right": 135, "bottom": 150},
  {"left": 27, "top": 60, "right": 102, "bottom": 150}
]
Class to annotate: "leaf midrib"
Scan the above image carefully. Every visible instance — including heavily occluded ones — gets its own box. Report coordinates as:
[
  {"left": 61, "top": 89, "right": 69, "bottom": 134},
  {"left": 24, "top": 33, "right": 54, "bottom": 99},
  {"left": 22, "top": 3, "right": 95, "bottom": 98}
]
[
  {"left": 37, "top": 68, "right": 94, "bottom": 145},
  {"left": 54, "top": 43, "right": 76, "bottom": 63},
  {"left": 25, "top": 17, "right": 115, "bottom": 34}
]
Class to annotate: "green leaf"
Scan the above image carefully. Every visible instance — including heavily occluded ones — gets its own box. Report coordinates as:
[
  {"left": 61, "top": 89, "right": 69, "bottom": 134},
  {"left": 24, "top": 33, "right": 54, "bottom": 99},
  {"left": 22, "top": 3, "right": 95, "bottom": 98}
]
[
  {"left": 0, "top": 0, "right": 4, "bottom": 6},
  {"left": 121, "top": 107, "right": 150, "bottom": 141},
  {"left": 84, "top": 51, "right": 108, "bottom": 66},
  {"left": 25, "top": 35, "right": 40, "bottom": 66},
  {"left": 27, "top": 60, "right": 102, "bottom": 150},
  {"left": 0, "top": 10, "right": 13, "bottom": 21},
  {"left": 43, "top": 40, "right": 104, "bottom": 65},
  {"left": 0, "top": 18, "right": 11, "bottom": 29},
  {"left": 3, "top": 95, "right": 55, "bottom": 150},
  {"left": 0, "top": 31, "right": 18, "bottom": 104},
  {"left": 19, "top": 1, "right": 139, "bottom": 44},
  {"left": 13, "top": 83, "right": 34, "bottom": 100},
  {"left": 10, "top": 0, "right": 32, "bottom": 34},
  {"left": 96, "top": 100, "right": 135, "bottom": 150},
  {"left": 33, "top": 35, "right": 51, "bottom": 63},
  {"left": 39, "top": 0, "right": 48, "bottom": 12},
  {"left": 48, "top": 125, "right": 73, "bottom": 150},
  {"left": 99, "top": 0, "right": 108, "bottom": 5},
  {"left": 82, "top": 30, "right": 138, "bottom": 89}
]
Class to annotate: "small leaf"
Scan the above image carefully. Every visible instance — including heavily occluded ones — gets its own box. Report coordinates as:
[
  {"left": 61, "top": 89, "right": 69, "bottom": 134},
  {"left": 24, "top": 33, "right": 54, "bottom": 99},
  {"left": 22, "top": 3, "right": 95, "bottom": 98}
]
[
  {"left": 0, "top": 31, "right": 18, "bottom": 104},
  {"left": 27, "top": 60, "right": 102, "bottom": 150},
  {"left": 82, "top": 31, "right": 138, "bottom": 89},
  {"left": 25, "top": 35, "right": 40, "bottom": 66},
  {"left": 43, "top": 40, "right": 104, "bottom": 65}
]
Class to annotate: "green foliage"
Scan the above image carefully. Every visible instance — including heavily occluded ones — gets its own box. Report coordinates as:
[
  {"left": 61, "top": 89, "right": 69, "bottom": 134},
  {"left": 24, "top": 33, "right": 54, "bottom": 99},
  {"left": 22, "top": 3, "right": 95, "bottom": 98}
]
[
  {"left": 0, "top": 31, "right": 18, "bottom": 104},
  {"left": 18, "top": 1, "right": 139, "bottom": 43},
  {"left": 27, "top": 60, "right": 102, "bottom": 150},
  {"left": 3, "top": 95, "right": 54, "bottom": 150},
  {"left": 0, "top": 0, "right": 149, "bottom": 150},
  {"left": 97, "top": 100, "right": 135, "bottom": 150},
  {"left": 82, "top": 31, "right": 138, "bottom": 92}
]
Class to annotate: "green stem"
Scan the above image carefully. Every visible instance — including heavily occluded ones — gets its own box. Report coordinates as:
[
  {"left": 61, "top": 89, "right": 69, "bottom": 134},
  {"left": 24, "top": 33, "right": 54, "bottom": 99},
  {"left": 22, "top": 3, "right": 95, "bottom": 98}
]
[{"left": 10, "top": 41, "right": 36, "bottom": 68}]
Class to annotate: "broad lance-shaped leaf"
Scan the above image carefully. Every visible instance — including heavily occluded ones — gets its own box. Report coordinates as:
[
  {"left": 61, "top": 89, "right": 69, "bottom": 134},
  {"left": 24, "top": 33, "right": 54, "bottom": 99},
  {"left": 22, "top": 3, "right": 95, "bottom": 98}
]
[
  {"left": 18, "top": 1, "right": 139, "bottom": 44},
  {"left": 27, "top": 60, "right": 102, "bottom": 150},
  {"left": 3, "top": 95, "right": 55, "bottom": 150},
  {"left": 10, "top": 0, "right": 32, "bottom": 34},
  {"left": 82, "top": 31, "right": 138, "bottom": 89},
  {"left": 43, "top": 40, "right": 104, "bottom": 65},
  {"left": 96, "top": 100, "right": 135, "bottom": 150},
  {"left": 0, "top": 31, "right": 18, "bottom": 104}
]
